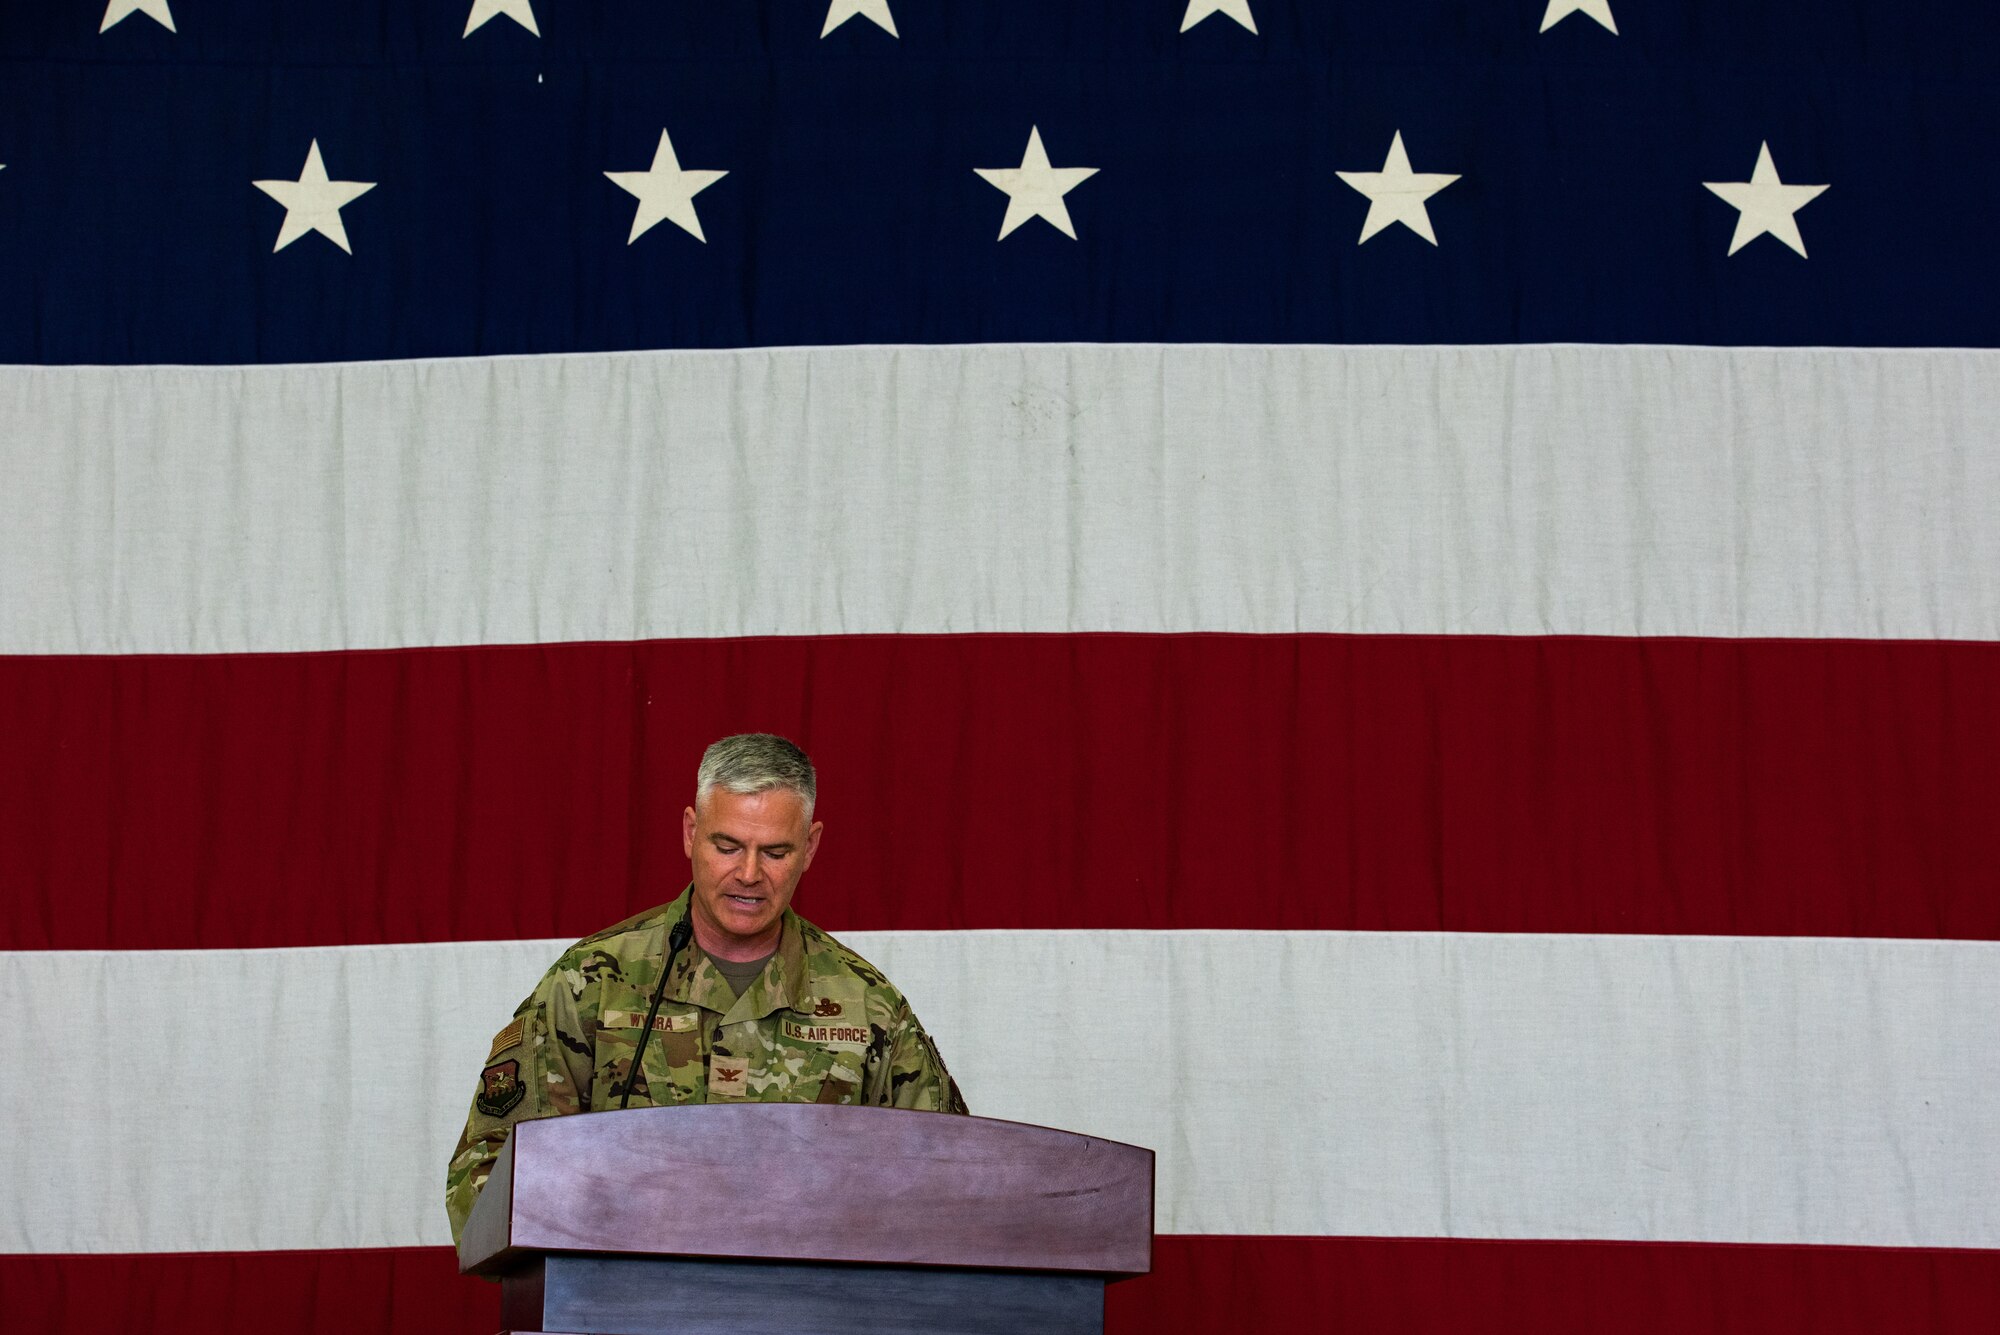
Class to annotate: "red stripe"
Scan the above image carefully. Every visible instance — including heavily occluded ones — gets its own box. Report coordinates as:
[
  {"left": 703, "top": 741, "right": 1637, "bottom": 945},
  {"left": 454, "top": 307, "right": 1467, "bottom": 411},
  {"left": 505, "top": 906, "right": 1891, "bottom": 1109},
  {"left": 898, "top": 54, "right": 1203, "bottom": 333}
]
[
  {"left": 5, "top": 634, "right": 1996, "bottom": 949},
  {"left": 1118, "top": 1237, "right": 2000, "bottom": 1333},
  {"left": 0, "top": 1249, "right": 496, "bottom": 1335},
  {"left": 5, "top": 1239, "right": 1996, "bottom": 1333}
]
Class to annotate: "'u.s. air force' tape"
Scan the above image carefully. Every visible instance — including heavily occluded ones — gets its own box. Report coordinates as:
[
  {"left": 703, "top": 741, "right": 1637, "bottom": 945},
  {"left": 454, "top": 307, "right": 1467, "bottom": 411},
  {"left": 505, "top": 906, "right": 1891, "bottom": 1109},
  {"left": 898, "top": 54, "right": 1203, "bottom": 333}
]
[{"left": 781, "top": 1018, "right": 870, "bottom": 1051}]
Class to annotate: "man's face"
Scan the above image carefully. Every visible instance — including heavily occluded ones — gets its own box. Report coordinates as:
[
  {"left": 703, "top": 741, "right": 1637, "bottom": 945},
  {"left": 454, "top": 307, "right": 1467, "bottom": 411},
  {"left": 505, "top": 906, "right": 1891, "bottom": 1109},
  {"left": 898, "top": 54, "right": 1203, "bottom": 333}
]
[{"left": 681, "top": 787, "right": 822, "bottom": 959}]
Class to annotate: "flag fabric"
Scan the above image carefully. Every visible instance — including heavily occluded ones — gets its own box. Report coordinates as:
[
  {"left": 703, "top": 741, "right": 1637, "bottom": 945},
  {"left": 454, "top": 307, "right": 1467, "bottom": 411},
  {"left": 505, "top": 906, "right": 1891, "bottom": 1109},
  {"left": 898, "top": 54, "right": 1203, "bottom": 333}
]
[{"left": 4, "top": 2, "right": 1999, "bottom": 1331}]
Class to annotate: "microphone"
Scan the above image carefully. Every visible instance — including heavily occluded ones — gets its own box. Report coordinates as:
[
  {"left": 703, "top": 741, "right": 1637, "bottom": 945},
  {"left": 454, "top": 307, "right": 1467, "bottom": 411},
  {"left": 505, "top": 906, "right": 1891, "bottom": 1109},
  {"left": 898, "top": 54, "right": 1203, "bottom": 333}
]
[{"left": 617, "top": 910, "right": 694, "bottom": 1110}]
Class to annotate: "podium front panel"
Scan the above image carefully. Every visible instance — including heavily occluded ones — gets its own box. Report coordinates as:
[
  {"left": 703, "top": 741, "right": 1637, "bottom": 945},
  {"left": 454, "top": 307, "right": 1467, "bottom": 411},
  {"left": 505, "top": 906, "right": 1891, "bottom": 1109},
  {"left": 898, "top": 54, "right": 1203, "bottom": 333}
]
[{"left": 503, "top": 1254, "right": 1105, "bottom": 1335}]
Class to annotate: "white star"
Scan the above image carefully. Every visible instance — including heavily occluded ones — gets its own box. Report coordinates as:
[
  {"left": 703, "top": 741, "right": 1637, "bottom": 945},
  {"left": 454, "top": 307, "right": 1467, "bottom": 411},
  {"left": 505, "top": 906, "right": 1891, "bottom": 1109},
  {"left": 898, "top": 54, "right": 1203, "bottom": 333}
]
[
  {"left": 973, "top": 127, "right": 1100, "bottom": 241},
  {"left": 1540, "top": 0, "right": 1616, "bottom": 34},
  {"left": 1703, "top": 142, "right": 1828, "bottom": 258},
  {"left": 252, "top": 140, "right": 377, "bottom": 255},
  {"left": 605, "top": 130, "right": 729, "bottom": 244},
  {"left": 1335, "top": 130, "right": 1461, "bottom": 245},
  {"left": 100, "top": 0, "right": 176, "bottom": 33},
  {"left": 1181, "top": 0, "right": 1257, "bottom": 33},
  {"left": 463, "top": 0, "right": 538, "bottom": 38},
  {"left": 823, "top": 0, "right": 897, "bottom": 37}
]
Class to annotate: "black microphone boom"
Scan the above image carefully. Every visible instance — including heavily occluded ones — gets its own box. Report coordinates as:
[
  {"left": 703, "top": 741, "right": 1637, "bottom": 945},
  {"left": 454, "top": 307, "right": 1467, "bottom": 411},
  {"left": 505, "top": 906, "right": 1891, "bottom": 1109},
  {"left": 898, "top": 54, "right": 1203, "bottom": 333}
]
[{"left": 617, "top": 910, "right": 694, "bottom": 1110}]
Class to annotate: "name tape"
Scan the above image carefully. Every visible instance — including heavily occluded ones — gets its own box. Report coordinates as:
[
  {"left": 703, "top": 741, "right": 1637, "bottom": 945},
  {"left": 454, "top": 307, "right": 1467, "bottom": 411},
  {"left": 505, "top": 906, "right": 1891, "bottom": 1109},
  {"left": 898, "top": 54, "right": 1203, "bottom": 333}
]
[{"left": 602, "top": 1009, "right": 698, "bottom": 1033}]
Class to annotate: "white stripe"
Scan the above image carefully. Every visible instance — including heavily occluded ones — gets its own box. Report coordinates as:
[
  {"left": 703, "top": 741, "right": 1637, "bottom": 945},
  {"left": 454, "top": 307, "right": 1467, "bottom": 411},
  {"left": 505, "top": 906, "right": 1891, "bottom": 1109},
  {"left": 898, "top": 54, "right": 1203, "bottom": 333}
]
[
  {"left": 4, "top": 344, "right": 1997, "bottom": 654},
  {"left": 3, "top": 930, "right": 1995, "bottom": 1253}
]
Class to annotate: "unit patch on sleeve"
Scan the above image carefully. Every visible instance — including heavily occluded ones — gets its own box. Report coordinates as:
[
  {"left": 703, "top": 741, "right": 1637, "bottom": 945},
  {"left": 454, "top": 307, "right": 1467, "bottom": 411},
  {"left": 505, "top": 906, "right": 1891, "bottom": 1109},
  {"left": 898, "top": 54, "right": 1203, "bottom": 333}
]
[{"left": 476, "top": 1059, "right": 525, "bottom": 1117}]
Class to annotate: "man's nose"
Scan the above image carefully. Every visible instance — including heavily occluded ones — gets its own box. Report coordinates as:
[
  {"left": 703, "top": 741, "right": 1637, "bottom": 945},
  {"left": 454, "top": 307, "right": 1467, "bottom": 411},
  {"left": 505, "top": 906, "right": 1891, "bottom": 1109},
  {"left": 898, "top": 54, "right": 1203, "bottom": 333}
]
[{"left": 736, "top": 850, "right": 762, "bottom": 884}]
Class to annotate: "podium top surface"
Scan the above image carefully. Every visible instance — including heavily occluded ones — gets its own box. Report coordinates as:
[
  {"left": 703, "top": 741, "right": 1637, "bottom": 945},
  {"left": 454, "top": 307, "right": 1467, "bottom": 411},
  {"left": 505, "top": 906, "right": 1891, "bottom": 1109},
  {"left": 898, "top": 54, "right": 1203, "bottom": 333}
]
[{"left": 458, "top": 1105, "right": 1153, "bottom": 1278}]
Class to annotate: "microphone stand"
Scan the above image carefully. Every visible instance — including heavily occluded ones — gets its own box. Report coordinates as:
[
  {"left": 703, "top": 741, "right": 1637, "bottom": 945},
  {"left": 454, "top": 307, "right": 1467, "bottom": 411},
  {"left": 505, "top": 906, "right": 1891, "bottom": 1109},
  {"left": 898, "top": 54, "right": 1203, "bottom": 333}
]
[{"left": 618, "top": 910, "right": 694, "bottom": 1109}]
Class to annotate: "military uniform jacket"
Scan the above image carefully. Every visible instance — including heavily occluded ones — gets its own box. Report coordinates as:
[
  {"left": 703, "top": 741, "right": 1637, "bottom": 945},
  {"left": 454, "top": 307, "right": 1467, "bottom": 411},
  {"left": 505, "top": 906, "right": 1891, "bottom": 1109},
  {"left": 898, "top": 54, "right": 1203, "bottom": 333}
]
[{"left": 444, "top": 890, "right": 969, "bottom": 1244}]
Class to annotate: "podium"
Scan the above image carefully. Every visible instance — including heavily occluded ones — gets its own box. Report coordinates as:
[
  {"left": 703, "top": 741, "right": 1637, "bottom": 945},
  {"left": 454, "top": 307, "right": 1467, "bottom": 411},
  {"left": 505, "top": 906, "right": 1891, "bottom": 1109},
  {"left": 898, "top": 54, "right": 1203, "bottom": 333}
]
[{"left": 457, "top": 1104, "right": 1154, "bottom": 1335}]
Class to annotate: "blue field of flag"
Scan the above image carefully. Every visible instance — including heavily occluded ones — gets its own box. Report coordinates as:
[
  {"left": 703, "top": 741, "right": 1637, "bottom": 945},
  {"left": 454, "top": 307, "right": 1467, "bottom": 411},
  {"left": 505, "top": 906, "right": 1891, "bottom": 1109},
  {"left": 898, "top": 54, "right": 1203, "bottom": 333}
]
[{"left": 4, "top": 0, "right": 1997, "bottom": 361}]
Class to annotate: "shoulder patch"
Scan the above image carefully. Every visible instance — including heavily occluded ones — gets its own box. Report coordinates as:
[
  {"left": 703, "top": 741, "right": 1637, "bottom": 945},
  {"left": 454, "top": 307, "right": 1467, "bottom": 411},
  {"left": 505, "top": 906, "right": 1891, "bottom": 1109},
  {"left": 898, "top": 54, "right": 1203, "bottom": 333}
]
[
  {"left": 476, "top": 1059, "right": 526, "bottom": 1117},
  {"left": 487, "top": 1017, "right": 525, "bottom": 1061}
]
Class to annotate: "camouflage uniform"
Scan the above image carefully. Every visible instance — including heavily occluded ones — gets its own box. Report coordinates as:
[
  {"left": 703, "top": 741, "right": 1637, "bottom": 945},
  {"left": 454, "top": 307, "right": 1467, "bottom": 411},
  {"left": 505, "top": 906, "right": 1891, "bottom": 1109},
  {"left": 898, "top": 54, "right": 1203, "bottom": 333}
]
[{"left": 444, "top": 889, "right": 969, "bottom": 1244}]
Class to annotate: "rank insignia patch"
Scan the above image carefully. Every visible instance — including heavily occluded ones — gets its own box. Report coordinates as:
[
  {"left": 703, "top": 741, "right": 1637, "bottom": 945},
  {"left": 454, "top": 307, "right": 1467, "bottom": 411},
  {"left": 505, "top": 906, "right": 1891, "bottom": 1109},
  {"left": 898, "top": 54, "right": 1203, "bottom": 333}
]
[
  {"left": 709, "top": 1057, "right": 749, "bottom": 1098},
  {"left": 476, "top": 1059, "right": 525, "bottom": 1117}
]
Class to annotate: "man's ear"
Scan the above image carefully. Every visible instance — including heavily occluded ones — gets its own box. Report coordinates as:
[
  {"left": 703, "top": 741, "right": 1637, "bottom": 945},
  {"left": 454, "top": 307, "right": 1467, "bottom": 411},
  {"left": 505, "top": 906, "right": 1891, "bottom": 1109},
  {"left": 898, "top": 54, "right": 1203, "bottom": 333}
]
[
  {"left": 800, "top": 820, "right": 824, "bottom": 873},
  {"left": 681, "top": 805, "right": 698, "bottom": 859}
]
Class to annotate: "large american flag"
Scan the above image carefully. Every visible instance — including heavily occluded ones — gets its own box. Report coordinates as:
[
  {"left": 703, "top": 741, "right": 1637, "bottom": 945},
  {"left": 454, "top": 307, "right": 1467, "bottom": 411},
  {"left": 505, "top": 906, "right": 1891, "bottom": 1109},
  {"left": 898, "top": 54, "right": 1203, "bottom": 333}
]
[{"left": 3, "top": 1, "right": 1997, "bottom": 1331}]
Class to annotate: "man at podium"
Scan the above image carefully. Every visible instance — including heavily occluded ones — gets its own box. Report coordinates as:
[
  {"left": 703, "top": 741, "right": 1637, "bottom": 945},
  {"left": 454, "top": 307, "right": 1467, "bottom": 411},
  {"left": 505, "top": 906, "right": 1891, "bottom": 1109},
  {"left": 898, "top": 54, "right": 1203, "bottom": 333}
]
[{"left": 445, "top": 733, "right": 969, "bottom": 1244}]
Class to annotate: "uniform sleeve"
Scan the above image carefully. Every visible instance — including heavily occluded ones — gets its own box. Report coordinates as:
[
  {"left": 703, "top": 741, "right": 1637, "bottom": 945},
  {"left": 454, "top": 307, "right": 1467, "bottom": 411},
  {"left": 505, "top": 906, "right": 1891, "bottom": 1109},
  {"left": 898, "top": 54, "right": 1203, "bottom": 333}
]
[
  {"left": 443, "top": 956, "right": 596, "bottom": 1246},
  {"left": 874, "top": 998, "right": 970, "bottom": 1115}
]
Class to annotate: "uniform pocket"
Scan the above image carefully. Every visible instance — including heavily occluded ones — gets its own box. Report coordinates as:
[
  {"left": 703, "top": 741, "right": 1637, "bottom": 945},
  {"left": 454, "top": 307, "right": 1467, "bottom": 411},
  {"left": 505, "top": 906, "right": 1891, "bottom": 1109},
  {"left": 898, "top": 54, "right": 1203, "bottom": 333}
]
[
  {"left": 814, "top": 1050, "right": 866, "bottom": 1105},
  {"left": 595, "top": 1001, "right": 704, "bottom": 1107},
  {"left": 764, "top": 1017, "right": 872, "bottom": 1104}
]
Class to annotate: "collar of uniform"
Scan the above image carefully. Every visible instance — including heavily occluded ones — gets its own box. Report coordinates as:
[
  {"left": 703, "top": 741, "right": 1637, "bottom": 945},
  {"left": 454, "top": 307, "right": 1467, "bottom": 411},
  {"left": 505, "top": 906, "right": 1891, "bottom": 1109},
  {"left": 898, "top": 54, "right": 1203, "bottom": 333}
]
[
  {"left": 655, "top": 888, "right": 811, "bottom": 1023},
  {"left": 713, "top": 906, "right": 810, "bottom": 1025}
]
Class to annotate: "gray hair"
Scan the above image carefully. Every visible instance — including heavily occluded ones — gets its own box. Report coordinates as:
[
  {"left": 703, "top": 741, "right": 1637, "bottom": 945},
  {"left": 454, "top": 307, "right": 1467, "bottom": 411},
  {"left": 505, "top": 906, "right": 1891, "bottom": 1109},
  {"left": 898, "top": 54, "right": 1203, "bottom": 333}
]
[{"left": 695, "top": 733, "right": 818, "bottom": 819}]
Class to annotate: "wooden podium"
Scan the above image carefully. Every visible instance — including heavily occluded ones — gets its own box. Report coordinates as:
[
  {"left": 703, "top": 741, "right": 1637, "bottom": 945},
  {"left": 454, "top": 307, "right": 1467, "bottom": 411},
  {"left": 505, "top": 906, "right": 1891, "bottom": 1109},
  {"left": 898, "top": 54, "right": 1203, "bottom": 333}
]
[{"left": 457, "top": 1104, "right": 1154, "bottom": 1335}]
